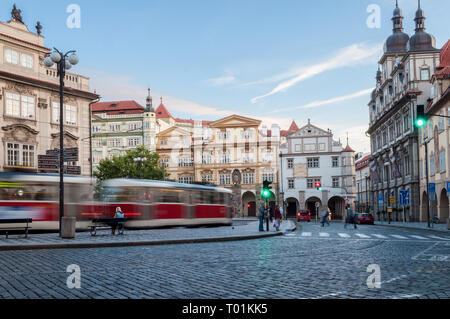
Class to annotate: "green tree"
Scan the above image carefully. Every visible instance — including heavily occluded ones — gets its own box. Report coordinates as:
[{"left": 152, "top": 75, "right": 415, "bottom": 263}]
[{"left": 94, "top": 146, "right": 167, "bottom": 182}]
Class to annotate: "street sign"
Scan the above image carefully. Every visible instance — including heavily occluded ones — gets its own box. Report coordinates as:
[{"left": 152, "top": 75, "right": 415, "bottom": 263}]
[
  {"left": 447, "top": 182, "right": 450, "bottom": 197},
  {"left": 399, "top": 190, "right": 410, "bottom": 207},
  {"left": 389, "top": 197, "right": 395, "bottom": 204},
  {"left": 378, "top": 194, "right": 383, "bottom": 207},
  {"left": 315, "top": 202, "right": 320, "bottom": 208},
  {"left": 46, "top": 148, "right": 79, "bottom": 162},
  {"left": 428, "top": 183, "right": 436, "bottom": 201}
]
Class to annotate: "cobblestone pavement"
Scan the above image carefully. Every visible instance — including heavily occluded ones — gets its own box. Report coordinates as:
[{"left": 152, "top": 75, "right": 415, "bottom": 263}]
[
  {"left": 372, "top": 221, "right": 449, "bottom": 233},
  {"left": 0, "top": 220, "right": 293, "bottom": 249},
  {"left": 0, "top": 221, "right": 449, "bottom": 299}
]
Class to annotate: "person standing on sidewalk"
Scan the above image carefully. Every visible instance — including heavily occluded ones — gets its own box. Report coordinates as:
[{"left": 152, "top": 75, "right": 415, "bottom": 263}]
[{"left": 258, "top": 203, "right": 265, "bottom": 232}]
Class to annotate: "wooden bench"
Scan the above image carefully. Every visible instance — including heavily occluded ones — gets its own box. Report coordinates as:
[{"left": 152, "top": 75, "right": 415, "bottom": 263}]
[
  {"left": 90, "top": 218, "right": 126, "bottom": 236},
  {"left": 0, "top": 218, "right": 32, "bottom": 239}
]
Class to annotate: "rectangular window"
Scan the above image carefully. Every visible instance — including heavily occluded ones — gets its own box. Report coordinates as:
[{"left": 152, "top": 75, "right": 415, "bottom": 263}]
[
  {"left": 92, "top": 126, "right": 102, "bottom": 133},
  {"left": 295, "top": 144, "right": 301, "bottom": 152},
  {"left": 201, "top": 174, "right": 213, "bottom": 183},
  {"left": 262, "top": 173, "right": 274, "bottom": 183},
  {"left": 332, "top": 177, "right": 339, "bottom": 188},
  {"left": 440, "top": 152, "right": 446, "bottom": 173},
  {"left": 420, "top": 69, "right": 430, "bottom": 81},
  {"left": 218, "top": 132, "right": 229, "bottom": 140},
  {"left": 242, "top": 153, "right": 254, "bottom": 163},
  {"left": 430, "top": 157, "right": 435, "bottom": 176},
  {"left": 332, "top": 157, "right": 339, "bottom": 167},
  {"left": 202, "top": 154, "right": 212, "bottom": 164},
  {"left": 241, "top": 130, "right": 253, "bottom": 139},
  {"left": 319, "top": 143, "right": 326, "bottom": 151},
  {"left": 109, "top": 123, "right": 121, "bottom": 132},
  {"left": 243, "top": 173, "right": 255, "bottom": 185},
  {"left": 307, "top": 158, "right": 319, "bottom": 168},
  {"left": 5, "top": 93, "right": 35, "bottom": 119},
  {"left": 288, "top": 179, "right": 295, "bottom": 189},
  {"left": 127, "top": 138, "right": 141, "bottom": 147},
  {"left": 220, "top": 154, "right": 230, "bottom": 164},
  {"left": 178, "top": 176, "right": 193, "bottom": 184},
  {"left": 20, "top": 53, "right": 33, "bottom": 68},
  {"left": 178, "top": 158, "right": 193, "bottom": 167},
  {"left": 52, "top": 102, "right": 77, "bottom": 125},
  {"left": 287, "top": 159, "right": 294, "bottom": 169},
  {"left": 219, "top": 174, "right": 231, "bottom": 185},
  {"left": 6, "top": 143, "right": 35, "bottom": 167},
  {"left": 5, "top": 49, "right": 19, "bottom": 65},
  {"left": 93, "top": 140, "right": 103, "bottom": 148}
]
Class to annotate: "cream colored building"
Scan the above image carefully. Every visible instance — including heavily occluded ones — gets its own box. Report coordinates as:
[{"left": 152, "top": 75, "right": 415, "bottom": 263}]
[
  {"left": 418, "top": 39, "right": 450, "bottom": 223},
  {"left": 0, "top": 6, "right": 98, "bottom": 175},
  {"left": 157, "top": 114, "right": 281, "bottom": 217}
]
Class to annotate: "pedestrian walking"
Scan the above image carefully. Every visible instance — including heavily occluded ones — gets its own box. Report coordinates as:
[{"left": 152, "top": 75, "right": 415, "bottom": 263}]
[
  {"left": 258, "top": 203, "right": 265, "bottom": 232},
  {"left": 320, "top": 209, "right": 330, "bottom": 227},
  {"left": 273, "top": 205, "right": 282, "bottom": 231},
  {"left": 112, "top": 207, "right": 125, "bottom": 235},
  {"left": 344, "top": 209, "right": 357, "bottom": 229}
]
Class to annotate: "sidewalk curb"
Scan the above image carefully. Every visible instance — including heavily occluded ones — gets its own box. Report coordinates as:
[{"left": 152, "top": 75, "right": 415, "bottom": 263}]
[
  {"left": 0, "top": 232, "right": 284, "bottom": 252},
  {"left": 372, "top": 223, "right": 450, "bottom": 234}
]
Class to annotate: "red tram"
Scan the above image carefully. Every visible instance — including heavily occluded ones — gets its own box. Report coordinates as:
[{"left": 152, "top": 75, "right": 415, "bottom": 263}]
[{"left": 0, "top": 173, "right": 233, "bottom": 231}]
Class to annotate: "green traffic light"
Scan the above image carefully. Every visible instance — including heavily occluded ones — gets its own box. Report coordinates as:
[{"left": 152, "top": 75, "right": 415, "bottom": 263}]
[{"left": 415, "top": 119, "right": 425, "bottom": 127}]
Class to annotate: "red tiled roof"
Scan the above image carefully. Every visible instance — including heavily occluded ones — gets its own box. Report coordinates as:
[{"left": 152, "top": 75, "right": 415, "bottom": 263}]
[
  {"left": 155, "top": 103, "right": 174, "bottom": 119},
  {"left": 343, "top": 145, "right": 355, "bottom": 152},
  {"left": 280, "top": 130, "right": 289, "bottom": 137},
  {"left": 288, "top": 121, "right": 299, "bottom": 132},
  {"left": 438, "top": 39, "right": 450, "bottom": 68},
  {"left": 434, "top": 66, "right": 450, "bottom": 77},
  {"left": 356, "top": 155, "right": 371, "bottom": 170},
  {"left": 92, "top": 101, "right": 144, "bottom": 114}
]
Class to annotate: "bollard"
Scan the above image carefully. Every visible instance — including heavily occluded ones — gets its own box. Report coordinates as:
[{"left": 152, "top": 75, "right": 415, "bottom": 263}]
[
  {"left": 447, "top": 218, "right": 450, "bottom": 230},
  {"left": 61, "top": 217, "right": 76, "bottom": 239}
]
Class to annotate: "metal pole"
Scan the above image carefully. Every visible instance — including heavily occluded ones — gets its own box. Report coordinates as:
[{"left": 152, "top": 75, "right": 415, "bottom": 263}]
[
  {"left": 59, "top": 56, "right": 65, "bottom": 237},
  {"left": 425, "top": 141, "right": 431, "bottom": 228}
]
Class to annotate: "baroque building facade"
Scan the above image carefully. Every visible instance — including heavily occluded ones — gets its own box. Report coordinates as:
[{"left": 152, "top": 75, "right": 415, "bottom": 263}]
[
  {"left": 279, "top": 119, "right": 356, "bottom": 220},
  {"left": 0, "top": 7, "right": 98, "bottom": 176},
  {"left": 367, "top": 2, "right": 440, "bottom": 222},
  {"left": 157, "top": 114, "right": 281, "bottom": 217},
  {"left": 418, "top": 39, "right": 450, "bottom": 223}
]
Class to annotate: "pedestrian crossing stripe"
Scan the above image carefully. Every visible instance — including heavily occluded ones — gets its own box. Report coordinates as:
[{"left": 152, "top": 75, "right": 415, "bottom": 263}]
[
  {"left": 319, "top": 233, "right": 330, "bottom": 237},
  {"left": 428, "top": 235, "right": 450, "bottom": 241},
  {"left": 391, "top": 235, "right": 408, "bottom": 239},
  {"left": 372, "top": 234, "right": 388, "bottom": 239},
  {"left": 355, "top": 234, "right": 370, "bottom": 238},
  {"left": 301, "top": 232, "right": 312, "bottom": 237},
  {"left": 410, "top": 235, "right": 428, "bottom": 240},
  {"left": 338, "top": 233, "right": 351, "bottom": 238}
]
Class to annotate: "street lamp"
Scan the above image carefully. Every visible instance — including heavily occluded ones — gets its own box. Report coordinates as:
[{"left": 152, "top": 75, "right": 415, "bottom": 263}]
[{"left": 44, "top": 48, "right": 79, "bottom": 237}]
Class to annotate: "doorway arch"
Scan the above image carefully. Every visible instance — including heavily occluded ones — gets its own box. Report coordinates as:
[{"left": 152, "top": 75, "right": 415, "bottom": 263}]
[
  {"left": 328, "top": 196, "right": 345, "bottom": 220},
  {"left": 439, "top": 189, "right": 449, "bottom": 222},
  {"left": 306, "top": 197, "right": 322, "bottom": 219},
  {"left": 286, "top": 197, "right": 299, "bottom": 218},
  {"left": 242, "top": 191, "right": 256, "bottom": 217}
]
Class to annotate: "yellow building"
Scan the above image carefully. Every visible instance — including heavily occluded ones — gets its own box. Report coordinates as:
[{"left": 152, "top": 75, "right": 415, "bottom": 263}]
[{"left": 157, "top": 112, "right": 280, "bottom": 217}]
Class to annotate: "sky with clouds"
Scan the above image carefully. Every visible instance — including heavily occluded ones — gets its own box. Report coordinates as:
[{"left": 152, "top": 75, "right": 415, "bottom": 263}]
[{"left": 2, "top": 0, "right": 449, "bottom": 153}]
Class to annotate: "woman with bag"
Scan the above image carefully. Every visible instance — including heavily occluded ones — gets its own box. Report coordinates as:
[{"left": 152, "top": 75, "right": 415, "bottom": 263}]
[{"left": 273, "top": 205, "right": 282, "bottom": 231}]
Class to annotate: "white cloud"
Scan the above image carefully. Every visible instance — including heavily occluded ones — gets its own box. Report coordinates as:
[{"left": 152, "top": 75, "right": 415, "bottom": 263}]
[
  {"left": 206, "top": 75, "right": 236, "bottom": 87},
  {"left": 270, "top": 88, "right": 374, "bottom": 114},
  {"left": 250, "top": 42, "right": 382, "bottom": 103}
]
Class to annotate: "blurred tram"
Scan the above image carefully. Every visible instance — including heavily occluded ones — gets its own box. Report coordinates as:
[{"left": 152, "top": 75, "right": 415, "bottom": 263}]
[{"left": 0, "top": 174, "right": 233, "bottom": 231}]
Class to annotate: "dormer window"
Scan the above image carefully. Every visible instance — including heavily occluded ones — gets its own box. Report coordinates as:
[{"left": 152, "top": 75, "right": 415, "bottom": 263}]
[
  {"left": 399, "top": 72, "right": 404, "bottom": 83},
  {"left": 388, "top": 85, "right": 393, "bottom": 95}
]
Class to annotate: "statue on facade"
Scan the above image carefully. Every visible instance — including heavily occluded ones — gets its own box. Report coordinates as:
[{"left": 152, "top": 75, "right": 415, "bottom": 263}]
[
  {"left": 11, "top": 4, "right": 24, "bottom": 24},
  {"left": 36, "top": 21, "right": 43, "bottom": 35}
]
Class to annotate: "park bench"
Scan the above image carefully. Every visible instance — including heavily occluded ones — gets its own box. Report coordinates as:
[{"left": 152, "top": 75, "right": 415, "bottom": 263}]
[
  {"left": 0, "top": 218, "right": 32, "bottom": 239},
  {"left": 90, "top": 218, "right": 126, "bottom": 236}
]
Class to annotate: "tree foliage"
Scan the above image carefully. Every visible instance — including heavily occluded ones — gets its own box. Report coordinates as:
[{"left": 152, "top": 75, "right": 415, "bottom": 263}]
[{"left": 94, "top": 146, "right": 167, "bottom": 182}]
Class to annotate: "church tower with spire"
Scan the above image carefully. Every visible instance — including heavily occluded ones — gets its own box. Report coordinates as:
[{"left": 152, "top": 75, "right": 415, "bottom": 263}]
[{"left": 143, "top": 88, "right": 157, "bottom": 151}]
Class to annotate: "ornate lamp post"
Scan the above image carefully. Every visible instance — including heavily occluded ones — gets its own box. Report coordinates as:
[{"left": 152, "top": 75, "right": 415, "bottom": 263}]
[{"left": 44, "top": 49, "right": 79, "bottom": 237}]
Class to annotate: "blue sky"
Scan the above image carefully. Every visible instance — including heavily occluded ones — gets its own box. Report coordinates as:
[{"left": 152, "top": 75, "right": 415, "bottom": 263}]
[{"left": 2, "top": 0, "right": 449, "bottom": 153}]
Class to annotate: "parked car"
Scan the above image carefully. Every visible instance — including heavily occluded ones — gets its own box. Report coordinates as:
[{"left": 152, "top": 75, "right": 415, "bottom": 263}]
[
  {"left": 359, "top": 213, "right": 375, "bottom": 225},
  {"left": 297, "top": 210, "right": 311, "bottom": 222}
]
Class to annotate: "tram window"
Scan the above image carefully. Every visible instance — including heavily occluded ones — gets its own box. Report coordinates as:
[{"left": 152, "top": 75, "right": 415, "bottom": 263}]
[{"left": 159, "top": 189, "right": 181, "bottom": 203}]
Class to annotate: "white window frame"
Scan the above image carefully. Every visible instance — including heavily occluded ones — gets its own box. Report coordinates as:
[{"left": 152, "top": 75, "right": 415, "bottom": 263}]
[
  {"left": 5, "top": 143, "right": 35, "bottom": 167},
  {"left": 5, "top": 92, "right": 35, "bottom": 119},
  {"left": 52, "top": 102, "right": 77, "bottom": 126}
]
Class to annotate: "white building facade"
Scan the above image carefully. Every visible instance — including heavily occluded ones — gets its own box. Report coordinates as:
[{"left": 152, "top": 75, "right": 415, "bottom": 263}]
[{"left": 280, "top": 120, "right": 356, "bottom": 220}]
